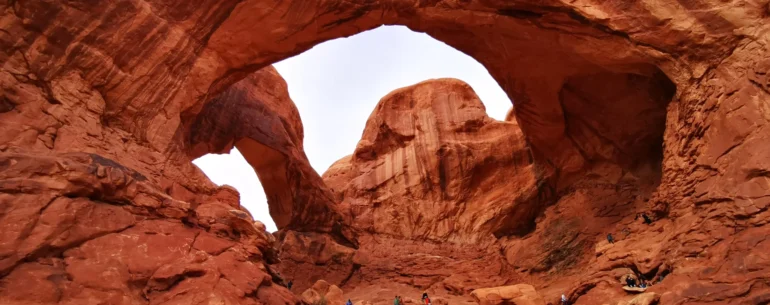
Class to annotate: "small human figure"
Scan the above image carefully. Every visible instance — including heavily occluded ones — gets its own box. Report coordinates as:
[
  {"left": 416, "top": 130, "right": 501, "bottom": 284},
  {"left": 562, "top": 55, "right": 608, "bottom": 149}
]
[
  {"left": 286, "top": 280, "right": 293, "bottom": 290},
  {"left": 422, "top": 293, "right": 431, "bottom": 305},
  {"left": 642, "top": 213, "right": 653, "bottom": 225},
  {"left": 347, "top": 299, "right": 353, "bottom": 305},
  {"left": 561, "top": 294, "right": 569, "bottom": 305},
  {"left": 607, "top": 233, "right": 615, "bottom": 244},
  {"left": 394, "top": 296, "right": 400, "bottom": 305},
  {"left": 625, "top": 276, "right": 636, "bottom": 288}
]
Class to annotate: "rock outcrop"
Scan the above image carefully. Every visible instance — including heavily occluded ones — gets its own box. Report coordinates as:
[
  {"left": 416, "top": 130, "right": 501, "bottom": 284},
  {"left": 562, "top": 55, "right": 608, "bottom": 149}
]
[
  {"left": 324, "top": 79, "right": 541, "bottom": 243},
  {"left": 301, "top": 280, "right": 346, "bottom": 305},
  {"left": 0, "top": 59, "right": 313, "bottom": 303},
  {"left": 2, "top": 0, "right": 770, "bottom": 305},
  {"left": 471, "top": 284, "right": 545, "bottom": 305},
  {"left": 0, "top": 152, "right": 296, "bottom": 305}
]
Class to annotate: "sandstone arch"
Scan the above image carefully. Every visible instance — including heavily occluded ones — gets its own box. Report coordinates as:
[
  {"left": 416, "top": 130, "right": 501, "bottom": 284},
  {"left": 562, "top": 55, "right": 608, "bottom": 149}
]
[
  {"left": 6, "top": 0, "right": 749, "bottom": 176},
  {"left": 2, "top": 1, "right": 770, "bottom": 304}
]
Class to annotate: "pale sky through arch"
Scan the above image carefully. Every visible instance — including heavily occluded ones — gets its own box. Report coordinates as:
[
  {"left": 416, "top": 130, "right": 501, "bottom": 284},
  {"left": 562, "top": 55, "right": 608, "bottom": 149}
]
[{"left": 193, "top": 25, "right": 512, "bottom": 232}]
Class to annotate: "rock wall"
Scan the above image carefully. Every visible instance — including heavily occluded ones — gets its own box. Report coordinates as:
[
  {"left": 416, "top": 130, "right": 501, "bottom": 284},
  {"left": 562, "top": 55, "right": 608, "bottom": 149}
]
[{"left": 2, "top": 0, "right": 770, "bottom": 305}]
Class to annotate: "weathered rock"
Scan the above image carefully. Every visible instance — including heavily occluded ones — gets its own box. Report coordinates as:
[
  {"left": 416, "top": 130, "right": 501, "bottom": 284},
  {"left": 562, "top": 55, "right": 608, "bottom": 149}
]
[
  {"left": 2, "top": 0, "right": 770, "bottom": 305},
  {"left": 0, "top": 152, "right": 297, "bottom": 305},
  {"left": 183, "top": 67, "right": 351, "bottom": 237},
  {"left": 620, "top": 292, "right": 659, "bottom": 305},
  {"left": 324, "top": 79, "right": 540, "bottom": 244},
  {"left": 302, "top": 280, "right": 345, "bottom": 305},
  {"left": 276, "top": 230, "right": 357, "bottom": 292},
  {"left": 471, "top": 284, "right": 545, "bottom": 305}
]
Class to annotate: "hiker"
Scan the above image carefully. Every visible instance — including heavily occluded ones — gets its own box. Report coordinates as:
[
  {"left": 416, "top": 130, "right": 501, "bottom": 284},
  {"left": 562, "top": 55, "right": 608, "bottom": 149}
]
[
  {"left": 642, "top": 213, "right": 653, "bottom": 225},
  {"left": 607, "top": 233, "right": 615, "bottom": 244},
  {"left": 561, "top": 294, "right": 569, "bottom": 305},
  {"left": 347, "top": 299, "right": 353, "bottom": 305},
  {"left": 625, "top": 276, "right": 636, "bottom": 288},
  {"left": 394, "top": 296, "right": 400, "bottom": 305},
  {"left": 286, "top": 280, "right": 293, "bottom": 290},
  {"left": 422, "top": 293, "right": 431, "bottom": 305}
]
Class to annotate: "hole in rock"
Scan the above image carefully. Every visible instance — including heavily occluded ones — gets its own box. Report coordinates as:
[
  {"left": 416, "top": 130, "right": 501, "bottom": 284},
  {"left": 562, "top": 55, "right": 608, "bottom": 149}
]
[
  {"left": 192, "top": 25, "right": 513, "bottom": 232},
  {"left": 193, "top": 150, "right": 275, "bottom": 231},
  {"left": 274, "top": 25, "right": 513, "bottom": 173}
]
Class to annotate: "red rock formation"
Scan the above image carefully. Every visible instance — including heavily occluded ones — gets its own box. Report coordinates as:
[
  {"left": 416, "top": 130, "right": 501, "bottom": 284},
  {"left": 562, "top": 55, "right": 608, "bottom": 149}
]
[
  {"left": 324, "top": 79, "right": 540, "bottom": 243},
  {"left": 301, "top": 280, "right": 346, "bottom": 305},
  {"left": 180, "top": 66, "right": 350, "bottom": 237},
  {"left": 2, "top": 1, "right": 770, "bottom": 305},
  {"left": 471, "top": 284, "right": 545, "bottom": 305},
  {"left": 0, "top": 152, "right": 295, "bottom": 305}
]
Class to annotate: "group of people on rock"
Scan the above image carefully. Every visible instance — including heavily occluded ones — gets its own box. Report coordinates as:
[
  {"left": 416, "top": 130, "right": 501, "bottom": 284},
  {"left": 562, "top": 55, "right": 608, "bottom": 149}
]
[
  {"left": 624, "top": 270, "right": 669, "bottom": 290},
  {"left": 606, "top": 213, "right": 654, "bottom": 244},
  {"left": 393, "top": 293, "right": 431, "bottom": 305},
  {"left": 625, "top": 276, "right": 653, "bottom": 289}
]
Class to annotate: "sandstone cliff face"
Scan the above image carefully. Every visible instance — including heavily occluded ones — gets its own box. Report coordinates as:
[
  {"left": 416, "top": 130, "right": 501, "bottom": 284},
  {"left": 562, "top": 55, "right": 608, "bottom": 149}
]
[
  {"left": 0, "top": 152, "right": 295, "bottom": 305},
  {"left": 324, "top": 79, "right": 542, "bottom": 244},
  {"left": 2, "top": 0, "right": 770, "bottom": 305}
]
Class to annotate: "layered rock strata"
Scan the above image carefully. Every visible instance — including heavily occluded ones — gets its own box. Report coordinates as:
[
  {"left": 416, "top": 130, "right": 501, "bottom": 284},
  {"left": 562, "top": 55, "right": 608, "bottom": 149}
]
[{"left": 2, "top": 1, "right": 770, "bottom": 305}]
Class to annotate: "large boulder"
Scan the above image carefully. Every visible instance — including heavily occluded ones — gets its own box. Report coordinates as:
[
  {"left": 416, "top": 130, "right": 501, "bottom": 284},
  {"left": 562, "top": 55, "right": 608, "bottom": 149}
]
[
  {"left": 471, "top": 284, "right": 545, "bottom": 305},
  {"left": 301, "top": 280, "right": 345, "bottom": 305},
  {"left": 620, "top": 293, "right": 659, "bottom": 305}
]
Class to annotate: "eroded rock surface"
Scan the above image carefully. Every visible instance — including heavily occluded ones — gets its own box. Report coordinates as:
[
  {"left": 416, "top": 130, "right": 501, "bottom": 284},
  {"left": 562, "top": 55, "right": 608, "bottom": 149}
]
[
  {"left": 181, "top": 66, "right": 349, "bottom": 236},
  {"left": 471, "top": 284, "right": 545, "bottom": 305},
  {"left": 0, "top": 152, "right": 296, "bottom": 305},
  {"left": 301, "top": 280, "right": 346, "bottom": 305},
  {"left": 2, "top": 0, "right": 770, "bottom": 305},
  {"left": 324, "top": 79, "right": 541, "bottom": 243}
]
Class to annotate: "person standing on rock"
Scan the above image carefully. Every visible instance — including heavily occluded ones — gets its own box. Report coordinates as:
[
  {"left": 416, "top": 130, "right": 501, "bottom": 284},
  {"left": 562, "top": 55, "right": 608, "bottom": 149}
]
[
  {"left": 607, "top": 233, "right": 615, "bottom": 244},
  {"left": 394, "top": 295, "right": 400, "bottom": 305},
  {"left": 347, "top": 299, "right": 353, "bottom": 305},
  {"left": 561, "top": 294, "right": 569, "bottom": 305},
  {"left": 642, "top": 213, "right": 653, "bottom": 225},
  {"left": 286, "top": 280, "right": 293, "bottom": 291}
]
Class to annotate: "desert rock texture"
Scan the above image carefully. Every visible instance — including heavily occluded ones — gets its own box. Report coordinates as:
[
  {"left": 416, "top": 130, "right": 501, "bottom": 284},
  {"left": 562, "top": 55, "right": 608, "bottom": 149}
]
[{"left": 2, "top": 0, "right": 770, "bottom": 305}]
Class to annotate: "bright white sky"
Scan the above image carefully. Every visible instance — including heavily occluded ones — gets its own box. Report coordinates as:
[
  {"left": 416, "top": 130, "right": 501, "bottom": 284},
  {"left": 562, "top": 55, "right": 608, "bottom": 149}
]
[{"left": 193, "top": 26, "right": 512, "bottom": 232}]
